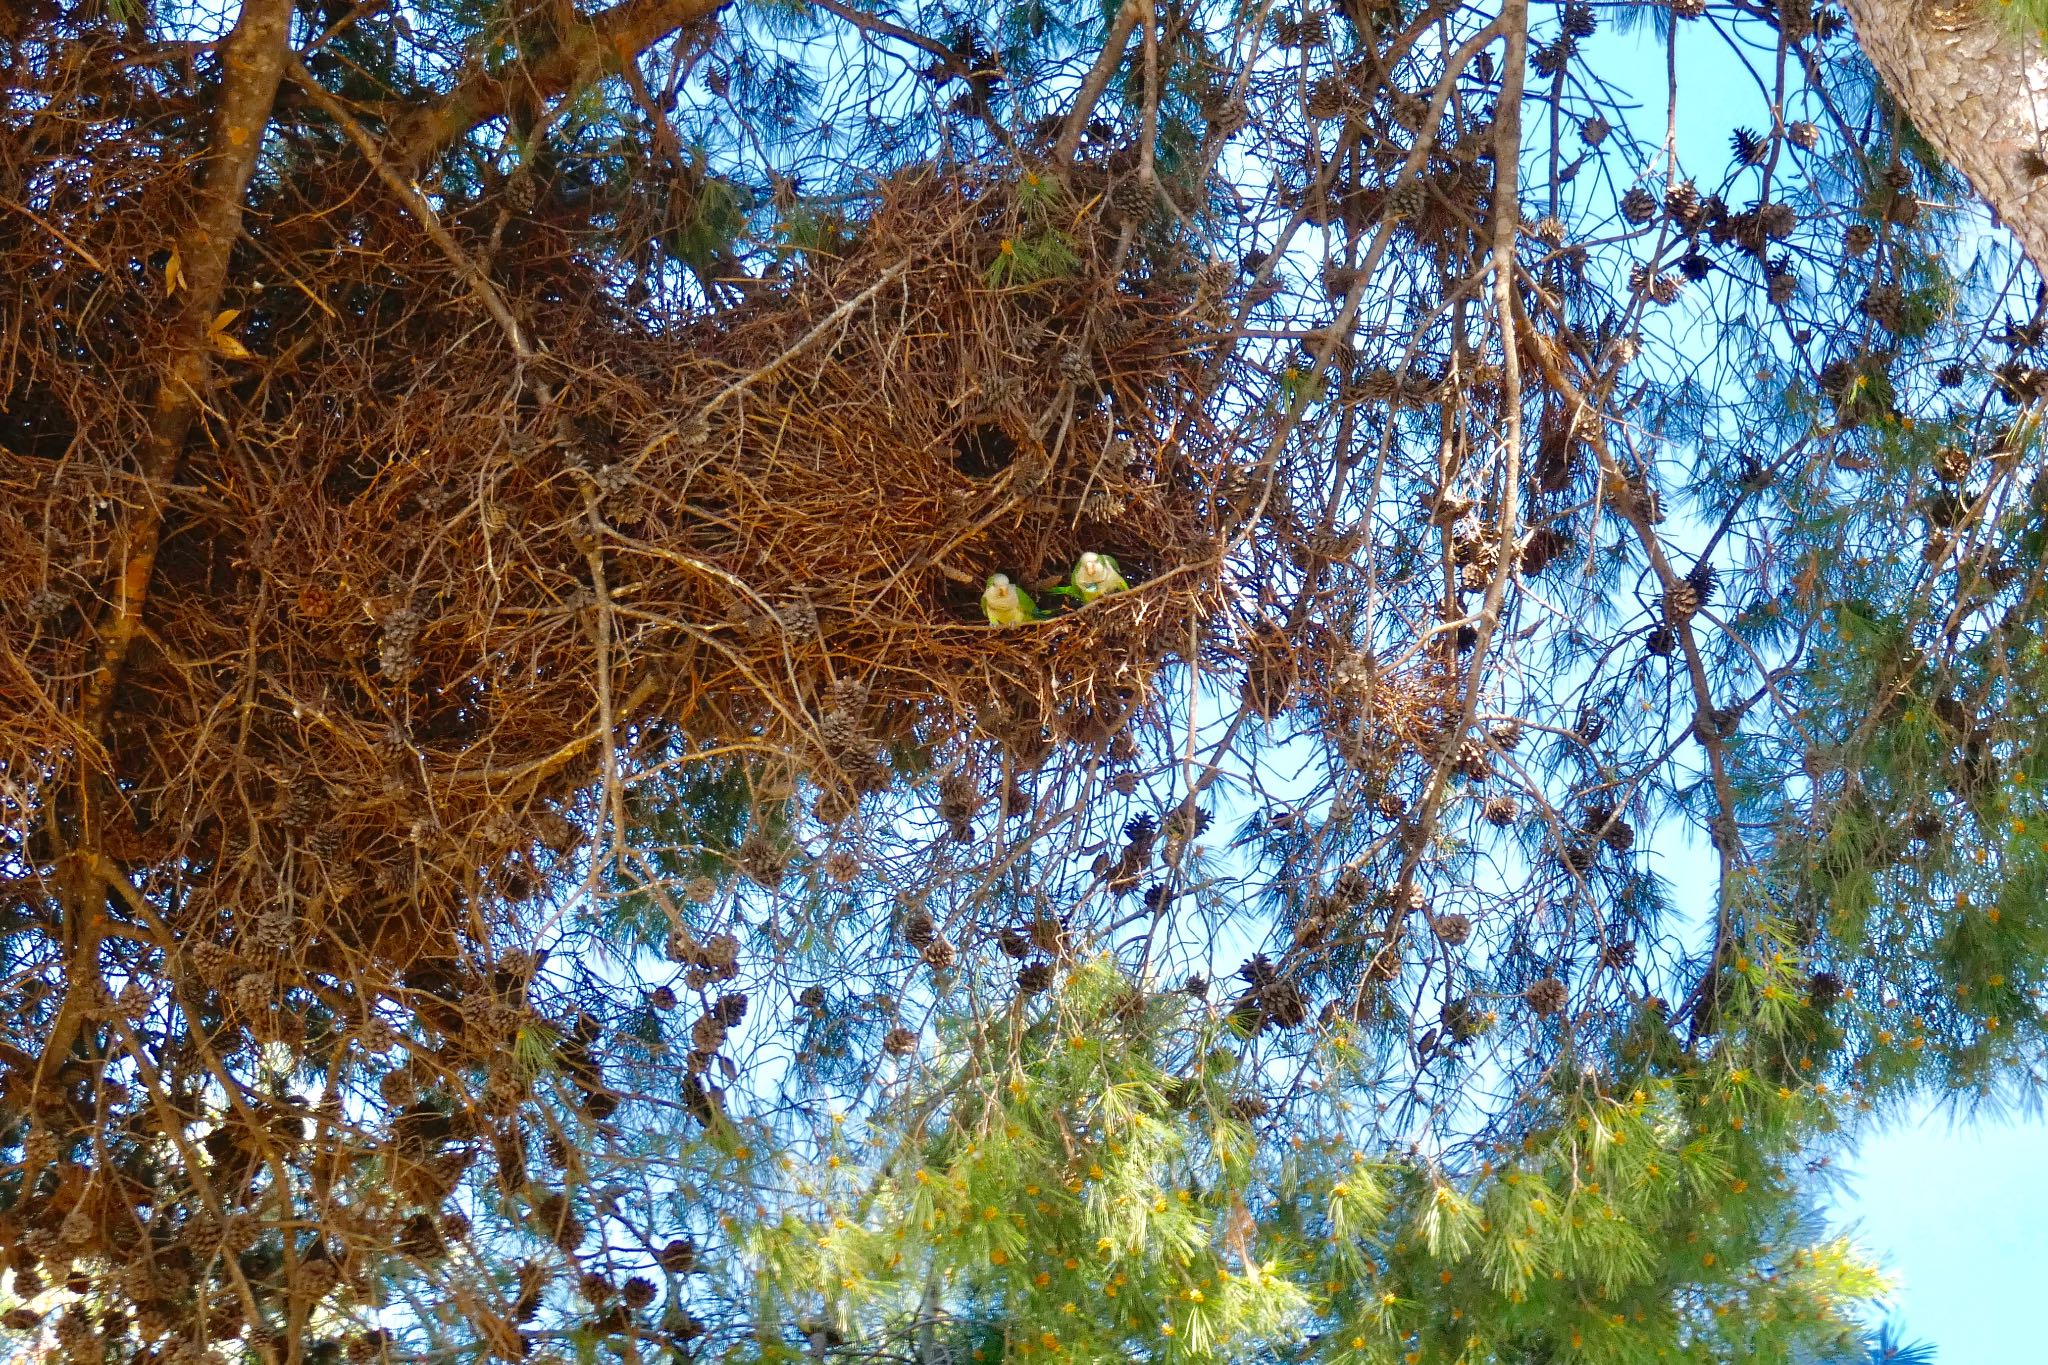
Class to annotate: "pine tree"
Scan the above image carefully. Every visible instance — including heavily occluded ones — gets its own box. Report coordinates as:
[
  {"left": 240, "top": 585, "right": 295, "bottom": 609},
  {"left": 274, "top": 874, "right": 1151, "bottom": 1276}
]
[{"left": 0, "top": 0, "right": 2040, "bottom": 1361}]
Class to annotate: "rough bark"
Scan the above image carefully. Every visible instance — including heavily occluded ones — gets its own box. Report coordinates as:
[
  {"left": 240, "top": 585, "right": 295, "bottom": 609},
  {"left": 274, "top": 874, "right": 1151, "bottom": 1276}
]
[{"left": 1840, "top": 0, "right": 2048, "bottom": 276}]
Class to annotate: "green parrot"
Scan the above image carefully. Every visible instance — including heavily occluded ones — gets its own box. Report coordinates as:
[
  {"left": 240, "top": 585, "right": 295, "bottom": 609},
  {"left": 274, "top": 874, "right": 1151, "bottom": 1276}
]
[
  {"left": 1070, "top": 551, "right": 1131, "bottom": 602},
  {"left": 981, "top": 573, "right": 1038, "bottom": 626}
]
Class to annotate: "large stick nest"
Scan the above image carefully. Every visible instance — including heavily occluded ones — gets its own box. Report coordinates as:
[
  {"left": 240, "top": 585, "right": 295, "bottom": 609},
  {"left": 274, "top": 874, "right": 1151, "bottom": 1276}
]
[{"left": 2, "top": 157, "right": 1234, "bottom": 976}]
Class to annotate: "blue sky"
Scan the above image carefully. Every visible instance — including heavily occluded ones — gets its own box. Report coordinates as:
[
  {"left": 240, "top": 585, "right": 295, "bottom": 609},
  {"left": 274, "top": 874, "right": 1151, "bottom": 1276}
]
[{"left": 1835, "top": 1108, "right": 2047, "bottom": 1357}]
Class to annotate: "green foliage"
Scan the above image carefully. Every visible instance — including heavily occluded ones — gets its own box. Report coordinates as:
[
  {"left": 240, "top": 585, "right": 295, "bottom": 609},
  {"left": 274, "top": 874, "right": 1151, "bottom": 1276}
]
[
  {"left": 728, "top": 960, "right": 1888, "bottom": 1363},
  {"left": 985, "top": 229, "right": 1081, "bottom": 288}
]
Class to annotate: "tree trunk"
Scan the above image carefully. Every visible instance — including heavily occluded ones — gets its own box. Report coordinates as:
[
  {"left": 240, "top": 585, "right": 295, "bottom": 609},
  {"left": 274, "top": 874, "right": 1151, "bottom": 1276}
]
[{"left": 1840, "top": 0, "right": 2048, "bottom": 276}]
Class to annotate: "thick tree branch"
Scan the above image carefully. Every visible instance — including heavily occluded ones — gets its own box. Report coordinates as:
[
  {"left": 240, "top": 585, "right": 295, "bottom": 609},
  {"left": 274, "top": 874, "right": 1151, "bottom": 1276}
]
[
  {"left": 82, "top": 0, "right": 294, "bottom": 737},
  {"left": 1054, "top": 0, "right": 1144, "bottom": 165},
  {"left": 385, "top": 0, "right": 730, "bottom": 174},
  {"left": 41, "top": 0, "right": 295, "bottom": 1102},
  {"left": 1839, "top": 0, "right": 2048, "bottom": 276}
]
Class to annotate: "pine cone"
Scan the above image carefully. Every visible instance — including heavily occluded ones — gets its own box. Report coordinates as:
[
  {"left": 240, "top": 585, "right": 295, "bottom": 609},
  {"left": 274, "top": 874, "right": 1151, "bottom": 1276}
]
[
  {"left": 657, "top": 1238, "right": 699, "bottom": 1274},
  {"left": 1481, "top": 795, "right": 1519, "bottom": 827},
  {"left": 1028, "top": 916, "right": 1070, "bottom": 956},
  {"left": 1559, "top": 835, "right": 1598, "bottom": 872},
  {"left": 190, "top": 938, "right": 234, "bottom": 984},
  {"left": 1525, "top": 977, "right": 1569, "bottom": 1016},
  {"left": 882, "top": 1026, "right": 918, "bottom": 1056},
  {"left": 1017, "top": 960, "right": 1055, "bottom": 994},
  {"left": 737, "top": 831, "right": 790, "bottom": 889},
  {"left": 819, "top": 707, "right": 861, "bottom": 754},
  {"left": 1862, "top": 283, "right": 1906, "bottom": 332},
  {"left": 1108, "top": 176, "right": 1152, "bottom": 219},
  {"left": 1259, "top": 978, "right": 1309, "bottom": 1029},
  {"left": 231, "top": 970, "right": 274, "bottom": 1015},
  {"left": 938, "top": 771, "right": 978, "bottom": 825},
  {"left": 1208, "top": 95, "right": 1250, "bottom": 136},
  {"left": 1321, "top": 261, "right": 1362, "bottom": 298},
  {"left": 344, "top": 1331, "right": 389, "bottom": 1363},
  {"left": 1807, "top": 971, "right": 1844, "bottom": 1009},
  {"left": 377, "top": 603, "right": 427, "bottom": 681},
  {"left": 1686, "top": 560, "right": 1718, "bottom": 607},
  {"left": 1305, "top": 77, "right": 1346, "bottom": 122},
  {"left": 1520, "top": 526, "right": 1573, "bottom": 574},
  {"left": 1619, "top": 186, "right": 1658, "bottom": 224},
  {"left": 691, "top": 1014, "right": 727, "bottom": 1055},
  {"left": 702, "top": 933, "right": 741, "bottom": 978},
  {"left": 1663, "top": 580, "right": 1701, "bottom": 626},
  {"left": 1664, "top": 179, "right": 1701, "bottom": 227},
  {"left": 1580, "top": 114, "right": 1611, "bottom": 146},
  {"left": 1431, "top": 913, "right": 1473, "bottom": 946},
  {"left": 296, "top": 1253, "right": 341, "bottom": 1303},
  {"left": 503, "top": 168, "right": 537, "bottom": 211}
]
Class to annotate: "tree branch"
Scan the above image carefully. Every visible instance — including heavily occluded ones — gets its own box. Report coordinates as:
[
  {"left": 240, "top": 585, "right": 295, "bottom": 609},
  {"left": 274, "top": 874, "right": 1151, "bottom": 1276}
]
[
  {"left": 1054, "top": 0, "right": 1144, "bottom": 165},
  {"left": 385, "top": 0, "right": 731, "bottom": 175},
  {"left": 41, "top": 0, "right": 296, "bottom": 1106}
]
